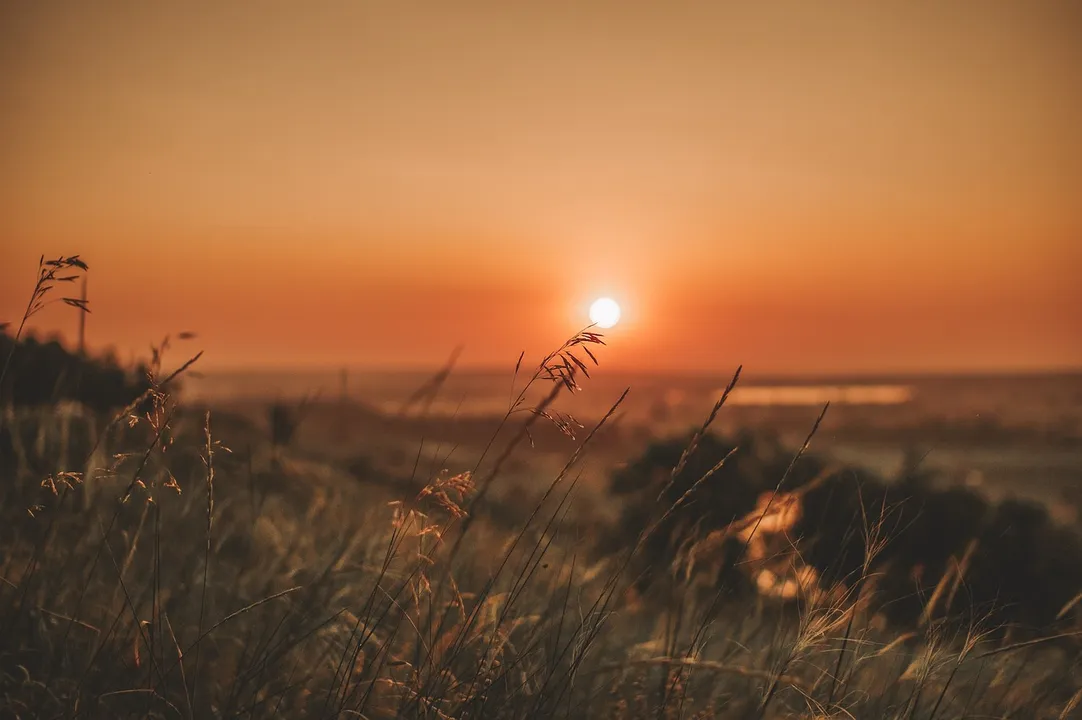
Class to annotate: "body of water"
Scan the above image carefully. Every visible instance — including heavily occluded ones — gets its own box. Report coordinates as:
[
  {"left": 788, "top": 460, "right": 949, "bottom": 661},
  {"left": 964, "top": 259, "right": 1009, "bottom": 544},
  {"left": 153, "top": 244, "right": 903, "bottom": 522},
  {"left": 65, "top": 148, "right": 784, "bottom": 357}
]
[{"left": 184, "top": 368, "right": 1082, "bottom": 440}]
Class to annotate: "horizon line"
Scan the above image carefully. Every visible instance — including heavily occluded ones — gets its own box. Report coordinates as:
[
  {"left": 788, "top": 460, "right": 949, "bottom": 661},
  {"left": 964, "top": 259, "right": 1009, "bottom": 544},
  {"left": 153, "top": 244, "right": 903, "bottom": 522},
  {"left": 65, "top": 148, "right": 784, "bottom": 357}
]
[{"left": 185, "top": 362, "right": 1082, "bottom": 381}]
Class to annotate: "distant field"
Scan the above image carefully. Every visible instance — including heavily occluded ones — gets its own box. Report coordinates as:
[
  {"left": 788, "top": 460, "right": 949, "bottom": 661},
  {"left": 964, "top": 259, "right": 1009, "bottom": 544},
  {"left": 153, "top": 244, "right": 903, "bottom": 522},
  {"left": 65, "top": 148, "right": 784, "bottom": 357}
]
[{"left": 189, "top": 369, "right": 1082, "bottom": 522}]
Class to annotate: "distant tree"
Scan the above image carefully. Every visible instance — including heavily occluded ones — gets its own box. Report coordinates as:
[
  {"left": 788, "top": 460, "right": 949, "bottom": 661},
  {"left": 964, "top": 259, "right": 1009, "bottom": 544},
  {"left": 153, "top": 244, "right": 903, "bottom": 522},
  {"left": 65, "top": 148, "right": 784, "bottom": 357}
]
[{"left": 0, "top": 330, "right": 152, "bottom": 413}]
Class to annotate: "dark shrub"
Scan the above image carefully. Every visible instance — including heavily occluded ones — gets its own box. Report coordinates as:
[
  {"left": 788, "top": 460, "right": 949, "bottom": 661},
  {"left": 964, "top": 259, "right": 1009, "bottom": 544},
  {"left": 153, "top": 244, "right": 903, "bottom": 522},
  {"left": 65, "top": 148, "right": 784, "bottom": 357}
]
[
  {"left": 605, "top": 430, "right": 1082, "bottom": 632},
  {"left": 604, "top": 430, "right": 830, "bottom": 599}
]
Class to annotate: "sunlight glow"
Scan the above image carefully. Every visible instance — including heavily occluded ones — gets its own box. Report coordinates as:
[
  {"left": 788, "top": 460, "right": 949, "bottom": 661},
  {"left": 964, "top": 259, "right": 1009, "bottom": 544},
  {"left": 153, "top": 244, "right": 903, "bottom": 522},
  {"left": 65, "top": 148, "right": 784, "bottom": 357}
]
[{"left": 589, "top": 297, "right": 622, "bottom": 329}]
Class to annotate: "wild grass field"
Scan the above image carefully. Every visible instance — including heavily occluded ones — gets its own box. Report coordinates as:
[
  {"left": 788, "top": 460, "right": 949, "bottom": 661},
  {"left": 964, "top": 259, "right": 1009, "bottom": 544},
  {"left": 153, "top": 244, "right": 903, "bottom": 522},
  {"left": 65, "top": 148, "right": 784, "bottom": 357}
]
[{"left": 1, "top": 258, "right": 1080, "bottom": 719}]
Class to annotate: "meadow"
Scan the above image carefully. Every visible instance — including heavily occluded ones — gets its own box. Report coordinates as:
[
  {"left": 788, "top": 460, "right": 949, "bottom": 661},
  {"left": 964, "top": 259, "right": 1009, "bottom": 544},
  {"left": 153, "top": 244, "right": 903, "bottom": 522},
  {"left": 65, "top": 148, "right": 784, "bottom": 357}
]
[{"left": 1, "top": 258, "right": 1080, "bottom": 719}]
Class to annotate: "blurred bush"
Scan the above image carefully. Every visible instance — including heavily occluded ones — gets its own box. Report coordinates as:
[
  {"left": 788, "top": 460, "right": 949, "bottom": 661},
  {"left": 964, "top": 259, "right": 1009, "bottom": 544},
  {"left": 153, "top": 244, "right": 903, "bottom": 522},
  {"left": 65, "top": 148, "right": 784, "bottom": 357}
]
[{"left": 604, "top": 430, "right": 1082, "bottom": 632}]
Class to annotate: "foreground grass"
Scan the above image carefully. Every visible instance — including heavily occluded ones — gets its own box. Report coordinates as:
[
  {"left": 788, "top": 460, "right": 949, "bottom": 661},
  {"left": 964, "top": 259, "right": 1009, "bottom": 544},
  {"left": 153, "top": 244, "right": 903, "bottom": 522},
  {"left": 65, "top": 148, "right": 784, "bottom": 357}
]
[
  {"left": 0, "top": 257, "right": 1078, "bottom": 718},
  {"left": 2, "top": 388, "right": 1080, "bottom": 719}
]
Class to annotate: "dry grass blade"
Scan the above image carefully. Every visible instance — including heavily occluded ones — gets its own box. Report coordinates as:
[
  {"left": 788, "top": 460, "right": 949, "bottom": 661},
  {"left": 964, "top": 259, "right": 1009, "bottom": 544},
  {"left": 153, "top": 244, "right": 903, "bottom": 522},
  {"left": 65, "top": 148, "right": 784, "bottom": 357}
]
[
  {"left": 97, "top": 688, "right": 182, "bottom": 717},
  {"left": 162, "top": 612, "right": 193, "bottom": 720},
  {"left": 872, "top": 632, "right": 918, "bottom": 658},
  {"left": 1059, "top": 686, "right": 1082, "bottom": 720},
  {"left": 167, "top": 587, "right": 304, "bottom": 676},
  {"left": 401, "top": 345, "right": 464, "bottom": 417},
  {"left": 0, "top": 255, "right": 91, "bottom": 404},
  {"left": 583, "top": 656, "right": 814, "bottom": 695},
  {"left": 191, "top": 410, "right": 216, "bottom": 718},
  {"left": 37, "top": 607, "right": 100, "bottom": 635},
  {"left": 1056, "top": 591, "right": 1082, "bottom": 621},
  {"left": 740, "top": 402, "right": 829, "bottom": 554},
  {"left": 658, "top": 365, "right": 742, "bottom": 502},
  {"left": 158, "top": 351, "right": 203, "bottom": 389},
  {"left": 975, "top": 631, "right": 1082, "bottom": 660}
]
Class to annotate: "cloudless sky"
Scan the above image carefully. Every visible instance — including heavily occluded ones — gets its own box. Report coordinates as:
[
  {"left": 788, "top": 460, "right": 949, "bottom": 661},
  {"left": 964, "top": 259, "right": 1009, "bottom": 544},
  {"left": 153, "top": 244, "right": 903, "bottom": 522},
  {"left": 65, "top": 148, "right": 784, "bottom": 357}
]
[{"left": 2, "top": 1, "right": 1080, "bottom": 374}]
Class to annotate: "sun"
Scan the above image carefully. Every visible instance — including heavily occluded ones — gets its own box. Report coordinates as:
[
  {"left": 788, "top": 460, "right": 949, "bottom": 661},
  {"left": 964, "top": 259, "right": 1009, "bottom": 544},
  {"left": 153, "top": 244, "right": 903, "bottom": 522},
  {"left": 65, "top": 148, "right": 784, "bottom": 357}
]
[{"left": 588, "top": 297, "right": 621, "bottom": 329}]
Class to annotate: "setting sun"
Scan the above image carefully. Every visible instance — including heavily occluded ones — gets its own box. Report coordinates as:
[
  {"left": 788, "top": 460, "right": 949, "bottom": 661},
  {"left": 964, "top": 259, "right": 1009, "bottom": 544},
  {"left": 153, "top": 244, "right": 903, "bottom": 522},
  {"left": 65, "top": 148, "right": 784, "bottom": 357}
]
[{"left": 589, "top": 297, "right": 622, "bottom": 329}]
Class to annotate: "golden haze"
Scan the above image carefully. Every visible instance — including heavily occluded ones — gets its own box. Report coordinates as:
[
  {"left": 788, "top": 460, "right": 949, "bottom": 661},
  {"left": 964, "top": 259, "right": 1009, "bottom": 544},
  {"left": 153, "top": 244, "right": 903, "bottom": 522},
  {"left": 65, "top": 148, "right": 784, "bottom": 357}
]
[{"left": 2, "top": 1, "right": 1080, "bottom": 374}]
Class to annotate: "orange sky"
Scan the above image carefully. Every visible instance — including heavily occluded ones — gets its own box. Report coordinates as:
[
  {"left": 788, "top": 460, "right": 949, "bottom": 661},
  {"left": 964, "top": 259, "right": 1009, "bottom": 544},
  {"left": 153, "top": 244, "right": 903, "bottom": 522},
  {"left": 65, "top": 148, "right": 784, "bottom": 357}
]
[{"left": 2, "top": 1, "right": 1080, "bottom": 375}]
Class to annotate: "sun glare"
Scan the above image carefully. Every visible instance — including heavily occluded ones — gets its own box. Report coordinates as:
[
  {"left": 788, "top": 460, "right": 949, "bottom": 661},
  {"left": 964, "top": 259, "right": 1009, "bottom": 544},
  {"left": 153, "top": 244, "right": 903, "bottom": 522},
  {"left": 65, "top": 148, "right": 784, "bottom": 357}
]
[{"left": 589, "top": 297, "right": 621, "bottom": 329}]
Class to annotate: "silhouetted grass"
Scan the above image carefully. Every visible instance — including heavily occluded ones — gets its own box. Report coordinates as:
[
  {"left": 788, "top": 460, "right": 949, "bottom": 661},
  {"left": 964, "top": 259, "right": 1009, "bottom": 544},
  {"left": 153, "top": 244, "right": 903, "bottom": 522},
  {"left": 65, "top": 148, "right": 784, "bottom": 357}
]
[{"left": 1, "top": 259, "right": 1079, "bottom": 719}]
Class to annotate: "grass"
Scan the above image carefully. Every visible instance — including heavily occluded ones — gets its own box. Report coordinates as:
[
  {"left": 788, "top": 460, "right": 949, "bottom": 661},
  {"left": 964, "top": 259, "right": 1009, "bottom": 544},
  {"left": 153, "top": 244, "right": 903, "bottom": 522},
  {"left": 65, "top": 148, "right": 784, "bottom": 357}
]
[{"left": 1, "top": 258, "right": 1080, "bottom": 719}]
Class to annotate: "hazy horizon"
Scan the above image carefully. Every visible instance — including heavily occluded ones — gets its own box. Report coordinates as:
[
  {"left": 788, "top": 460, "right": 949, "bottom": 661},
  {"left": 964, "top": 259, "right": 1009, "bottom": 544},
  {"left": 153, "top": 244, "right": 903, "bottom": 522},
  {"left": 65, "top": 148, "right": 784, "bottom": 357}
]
[{"left": 179, "top": 360, "right": 1082, "bottom": 380}]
